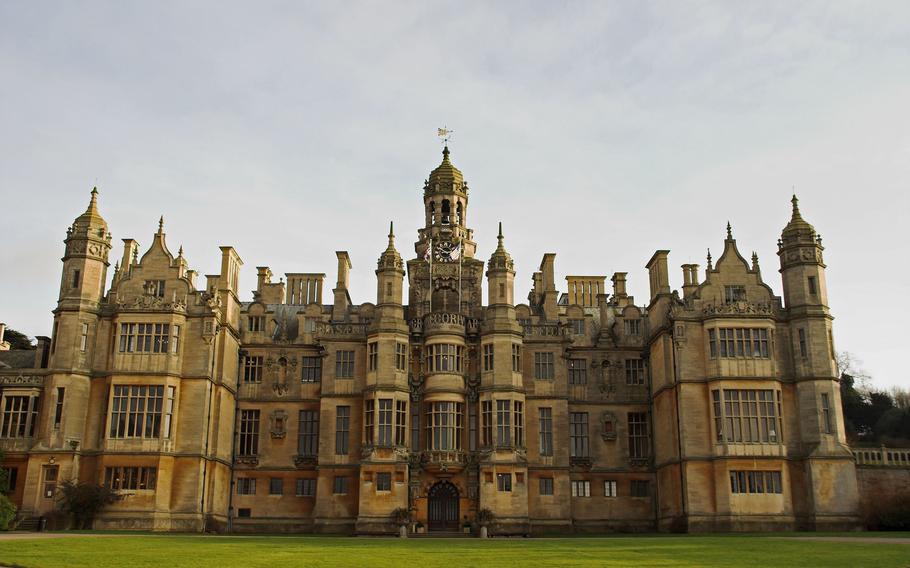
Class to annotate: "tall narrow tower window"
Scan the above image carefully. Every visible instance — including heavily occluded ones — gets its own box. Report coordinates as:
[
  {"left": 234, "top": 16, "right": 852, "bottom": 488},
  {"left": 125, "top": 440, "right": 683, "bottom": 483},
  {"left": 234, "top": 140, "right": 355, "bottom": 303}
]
[
  {"left": 429, "top": 202, "right": 436, "bottom": 224},
  {"left": 808, "top": 276, "right": 817, "bottom": 295},
  {"left": 441, "top": 199, "right": 451, "bottom": 224},
  {"left": 820, "top": 393, "right": 832, "bottom": 434},
  {"left": 456, "top": 202, "right": 463, "bottom": 225},
  {"left": 72, "top": 269, "right": 81, "bottom": 289}
]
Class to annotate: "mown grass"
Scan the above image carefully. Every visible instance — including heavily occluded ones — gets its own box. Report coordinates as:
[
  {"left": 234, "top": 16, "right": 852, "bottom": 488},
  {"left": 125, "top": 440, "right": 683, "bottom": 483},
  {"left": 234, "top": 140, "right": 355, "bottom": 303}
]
[{"left": 0, "top": 533, "right": 907, "bottom": 568}]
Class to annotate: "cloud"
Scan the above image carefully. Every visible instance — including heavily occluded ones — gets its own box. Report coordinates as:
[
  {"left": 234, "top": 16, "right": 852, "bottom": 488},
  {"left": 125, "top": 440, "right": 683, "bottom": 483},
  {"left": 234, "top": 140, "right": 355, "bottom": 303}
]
[{"left": 1, "top": 0, "right": 908, "bottom": 386}]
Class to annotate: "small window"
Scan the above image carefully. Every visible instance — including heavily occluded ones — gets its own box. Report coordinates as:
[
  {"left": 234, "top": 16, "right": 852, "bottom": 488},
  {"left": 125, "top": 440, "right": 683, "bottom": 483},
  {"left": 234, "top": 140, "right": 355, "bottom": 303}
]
[
  {"left": 269, "top": 478, "right": 283, "bottom": 495},
  {"left": 296, "top": 478, "right": 316, "bottom": 497},
  {"left": 376, "top": 472, "right": 391, "bottom": 491},
  {"left": 53, "top": 387, "right": 65, "bottom": 429},
  {"left": 368, "top": 342, "right": 378, "bottom": 371},
  {"left": 625, "top": 359, "right": 645, "bottom": 385},
  {"left": 570, "top": 480, "right": 590, "bottom": 497},
  {"left": 248, "top": 316, "right": 265, "bottom": 332},
  {"left": 483, "top": 344, "right": 494, "bottom": 372},
  {"left": 396, "top": 342, "right": 408, "bottom": 371},
  {"left": 497, "top": 473, "right": 512, "bottom": 492},
  {"left": 79, "top": 323, "right": 88, "bottom": 352},
  {"left": 623, "top": 319, "right": 641, "bottom": 336},
  {"left": 301, "top": 356, "right": 322, "bottom": 383},
  {"left": 604, "top": 480, "right": 617, "bottom": 497},
  {"left": 724, "top": 285, "right": 746, "bottom": 303},
  {"left": 539, "top": 477, "right": 554, "bottom": 496},
  {"left": 333, "top": 476, "right": 349, "bottom": 495},
  {"left": 237, "top": 478, "right": 256, "bottom": 495},
  {"left": 511, "top": 344, "right": 521, "bottom": 372},
  {"left": 808, "top": 276, "right": 817, "bottom": 295},
  {"left": 43, "top": 466, "right": 58, "bottom": 498},
  {"left": 237, "top": 508, "right": 252, "bottom": 518},
  {"left": 631, "top": 480, "right": 650, "bottom": 497},
  {"left": 336, "top": 350, "right": 355, "bottom": 378},
  {"left": 534, "top": 352, "right": 554, "bottom": 380},
  {"left": 72, "top": 269, "right": 81, "bottom": 289},
  {"left": 821, "top": 393, "right": 832, "bottom": 434},
  {"left": 568, "top": 359, "right": 587, "bottom": 385},
  {"left": 798, "top": 329, "right": 808, "bottom": 358},
  {"left": 570, "top": 319, "right": 585, "bottom": 335},
  {"left": 243, "top": 356, "right": 263, "bottom": 383}
]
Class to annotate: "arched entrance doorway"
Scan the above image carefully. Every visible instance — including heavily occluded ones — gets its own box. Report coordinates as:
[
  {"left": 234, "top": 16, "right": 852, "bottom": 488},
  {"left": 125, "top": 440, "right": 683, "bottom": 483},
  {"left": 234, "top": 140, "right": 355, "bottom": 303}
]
[{"left": 427, "top": 481, "right": 460, "bottom": 531}]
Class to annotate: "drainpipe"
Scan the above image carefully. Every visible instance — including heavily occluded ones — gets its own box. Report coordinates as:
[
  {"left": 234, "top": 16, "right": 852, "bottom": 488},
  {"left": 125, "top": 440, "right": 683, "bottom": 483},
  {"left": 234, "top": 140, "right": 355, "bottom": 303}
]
[
  {"left": 226, "top": 349, "right": 246, "bottom": 533},
  {"left": 670, "top": 329, "right": 688, "bottom": 528},
  {"left": 199, "top": 328, "right": 219, "bottom": 533}
]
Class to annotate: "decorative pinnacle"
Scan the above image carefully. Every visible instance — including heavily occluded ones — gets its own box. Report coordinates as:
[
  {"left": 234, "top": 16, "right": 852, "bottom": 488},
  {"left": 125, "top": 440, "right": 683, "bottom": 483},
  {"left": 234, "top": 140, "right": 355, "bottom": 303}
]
[
  {"left": 751, "top": 251, "right": 759, "bottom": 270},
  {"left": 706, "top": 248, "right": 713, "bottom": 270},
  {"left": 84, "top": 186, "right": 100, "bottom": 215},
  {"left": 726, "top": 221, "right": 733, "bottom": 239},
  {"left": 498, "top": 221, "right": 503, "bottom": 240},
  {"left": 178, "top": 245, "right": 184, "bottom": 257},
  {"left": 442, "top": 145, "right": 450, "bottom": 161},
  {"left": 791, "top": 194, "right": 803, "bottom": 220},
  {"left": 388, "top": 221, "right": 395, "bottom": 240},
  {"left": 158, "top": 215, "right": 165, "bottom": 234}
]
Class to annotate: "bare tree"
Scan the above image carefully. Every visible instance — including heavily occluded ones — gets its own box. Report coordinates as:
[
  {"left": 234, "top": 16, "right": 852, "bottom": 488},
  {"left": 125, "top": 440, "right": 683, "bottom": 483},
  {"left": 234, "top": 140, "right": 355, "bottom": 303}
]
[{"left": 836, "top": 351, "right": 872, "bottom": 394}]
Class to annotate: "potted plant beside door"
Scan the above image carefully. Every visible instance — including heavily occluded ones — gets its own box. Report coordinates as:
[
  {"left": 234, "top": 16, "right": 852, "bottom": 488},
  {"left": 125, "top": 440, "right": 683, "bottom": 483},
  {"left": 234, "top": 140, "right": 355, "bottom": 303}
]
[
  {"left": 391, "top": 507, "right": 411, "bottom": 538},
  {"left": 476, "top": 508, "right": 495, "bottom": 538}
]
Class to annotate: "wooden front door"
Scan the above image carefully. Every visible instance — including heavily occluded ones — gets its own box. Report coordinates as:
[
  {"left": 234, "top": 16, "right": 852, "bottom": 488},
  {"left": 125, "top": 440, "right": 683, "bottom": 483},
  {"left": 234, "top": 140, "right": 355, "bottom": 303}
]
[{"left": 427, "top": 481, "right": 459, "bottom": 531}]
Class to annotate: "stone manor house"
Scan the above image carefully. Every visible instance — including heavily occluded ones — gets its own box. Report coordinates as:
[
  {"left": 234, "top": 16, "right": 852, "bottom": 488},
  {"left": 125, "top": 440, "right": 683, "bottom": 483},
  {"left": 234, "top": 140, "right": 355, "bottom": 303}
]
[{"left": 0, "top": 147, "right": 859, "bottom": 533}]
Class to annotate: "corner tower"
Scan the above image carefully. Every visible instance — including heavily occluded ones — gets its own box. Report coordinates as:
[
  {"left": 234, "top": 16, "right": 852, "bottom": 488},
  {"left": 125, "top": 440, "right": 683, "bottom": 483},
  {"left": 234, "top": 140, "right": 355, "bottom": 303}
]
[
  {"left": 52, "top": 188, "right": 112, "bottom": 367},
  {"left": 777, "top": 195, "right": 858, "bottom": 530}
]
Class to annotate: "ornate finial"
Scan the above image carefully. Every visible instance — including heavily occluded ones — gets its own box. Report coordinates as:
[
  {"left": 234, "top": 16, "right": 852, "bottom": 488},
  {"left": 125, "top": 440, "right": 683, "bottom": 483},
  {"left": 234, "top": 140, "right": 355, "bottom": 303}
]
[
  {"left": 132, "top": 247, "right": 139, "bottom": 263},
  {"left": 442, "top": 145, "right": 450, "bottom": 161},
  {"left": 751, "top": 251, "right": 759, "bottom": 270},
  {"left": 498, "top": 221, "right": 503, "bottom": 240},
  {"left": 706, "top": 248, "right": 713, "bottom": 270},
  {"left": 178, "top": 245, "right": 184, "bottom": 257},
  {"left": 389, "top": 221, "right": 395, "bottom": 239},
  {"left": 84, "top": 186, "right": 100, "bottom": 215},
  {"left": 158, "top": 215, "right": 164, "bottom": 234},
  {"left": 791, "top": 193, "right": 802, "bottom": 219},
  {"left": 114, "top": 260, "right": 120, "bottom": 271},
  {"left": 726, "top": 221, "right": 733, "bottom": 239}
]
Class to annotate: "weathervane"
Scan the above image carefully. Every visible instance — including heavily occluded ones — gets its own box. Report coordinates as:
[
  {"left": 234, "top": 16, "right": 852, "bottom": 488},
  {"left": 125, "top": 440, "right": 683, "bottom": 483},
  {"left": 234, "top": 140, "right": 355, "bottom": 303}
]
[{"left": 437, "top": 126, "right": 454, "bottom": 146}]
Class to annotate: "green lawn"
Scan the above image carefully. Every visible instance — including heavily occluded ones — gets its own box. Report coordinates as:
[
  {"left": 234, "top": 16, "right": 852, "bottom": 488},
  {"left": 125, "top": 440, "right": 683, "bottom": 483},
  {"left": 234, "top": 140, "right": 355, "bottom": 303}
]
[{"left": 0, "top": 534, "right": 907, "bottom": 568}]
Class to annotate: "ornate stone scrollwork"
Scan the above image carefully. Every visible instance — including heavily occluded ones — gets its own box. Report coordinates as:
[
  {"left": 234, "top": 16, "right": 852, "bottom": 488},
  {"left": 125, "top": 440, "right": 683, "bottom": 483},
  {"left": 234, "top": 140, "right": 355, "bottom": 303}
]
[
  {"left": 269, "top": 409, "right": 288, "bottom": 438},
  {"left": 293, "top": 455, "right": 317, "bottom": 468}
]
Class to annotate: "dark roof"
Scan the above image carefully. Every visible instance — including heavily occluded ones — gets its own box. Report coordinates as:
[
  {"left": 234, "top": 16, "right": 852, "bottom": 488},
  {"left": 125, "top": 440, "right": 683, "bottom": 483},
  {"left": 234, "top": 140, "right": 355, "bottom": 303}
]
[{"left": 0, "top": 349, "right": 37, "bottom": 369}]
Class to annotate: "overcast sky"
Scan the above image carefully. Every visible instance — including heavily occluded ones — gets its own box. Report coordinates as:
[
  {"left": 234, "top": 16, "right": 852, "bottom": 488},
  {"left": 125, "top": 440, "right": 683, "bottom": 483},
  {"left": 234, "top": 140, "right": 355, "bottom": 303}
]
[{"left": 0, "top": 2, "right": 907, "bottom": 387}]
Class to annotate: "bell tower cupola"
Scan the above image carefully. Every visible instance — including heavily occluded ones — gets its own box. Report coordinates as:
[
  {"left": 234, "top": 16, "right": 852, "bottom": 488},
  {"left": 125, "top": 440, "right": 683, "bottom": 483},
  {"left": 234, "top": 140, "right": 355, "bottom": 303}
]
[
  {"left": 417, "top": 145, "right": 476, "bottom": 260},
  {"left": 59, "top": 187, "right": 112, "bottom": 306},
  {"left": 778, "top": 195, "right": 828, "bottom": 310}
]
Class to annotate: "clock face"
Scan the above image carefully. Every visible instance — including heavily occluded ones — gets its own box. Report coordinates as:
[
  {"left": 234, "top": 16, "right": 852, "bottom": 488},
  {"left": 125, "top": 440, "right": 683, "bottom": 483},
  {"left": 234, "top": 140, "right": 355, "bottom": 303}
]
[{"left": 434, "top": 240, "right": 461, "bottom": 263}]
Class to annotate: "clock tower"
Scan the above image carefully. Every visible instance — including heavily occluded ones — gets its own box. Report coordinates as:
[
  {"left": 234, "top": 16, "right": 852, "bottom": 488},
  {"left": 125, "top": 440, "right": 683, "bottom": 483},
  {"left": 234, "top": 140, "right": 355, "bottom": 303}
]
[{"left": 408, "top": 145, "right": 483, "bottom": 319}]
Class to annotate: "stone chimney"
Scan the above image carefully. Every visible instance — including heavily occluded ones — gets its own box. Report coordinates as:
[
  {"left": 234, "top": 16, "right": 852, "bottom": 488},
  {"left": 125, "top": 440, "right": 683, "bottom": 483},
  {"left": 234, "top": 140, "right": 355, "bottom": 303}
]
[
  {"left": 0, "top": 322, "right": 8, "bottom": 351},
  {"left": 332, "top": 251, "right": 352, "bottom": 321},
  {"left": 646, "top": 250, "right": 671, "bottom": 302},
  {"left": 681, "top": 264, "right": 700, "bottom": 299}
]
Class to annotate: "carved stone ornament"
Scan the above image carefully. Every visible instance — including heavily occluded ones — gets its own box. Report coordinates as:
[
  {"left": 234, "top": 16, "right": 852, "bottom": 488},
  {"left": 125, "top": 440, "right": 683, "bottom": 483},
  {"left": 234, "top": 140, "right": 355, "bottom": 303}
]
[
  {"left": 236, "top": 456, "right": 259, "bottom": 466},
  {"left": 269, "top": 409, "right": 288, "bottom": 438},
  {"left": 601, "top": 411, "right": 618, "bottom": 441},
  {"left": 293, "top": 455, "right": 317, "bottom": 468}
]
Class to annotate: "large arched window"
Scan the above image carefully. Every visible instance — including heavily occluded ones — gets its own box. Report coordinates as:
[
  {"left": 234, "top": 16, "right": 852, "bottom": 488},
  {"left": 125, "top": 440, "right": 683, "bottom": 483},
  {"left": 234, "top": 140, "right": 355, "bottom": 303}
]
[
  {"left": 441, "top": 199, "right": 451, "bottom": 225},
  {"left": 456, "top": 202, "right": 463, "bottom": 225},
  {"left": 429, "top": 202, "right": 436, "bottom": 225}
]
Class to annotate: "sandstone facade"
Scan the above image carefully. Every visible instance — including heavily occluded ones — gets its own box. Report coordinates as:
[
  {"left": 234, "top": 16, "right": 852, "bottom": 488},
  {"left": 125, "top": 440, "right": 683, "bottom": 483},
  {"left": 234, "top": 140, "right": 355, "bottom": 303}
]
[{"left": 0, "top": 148, "right": 859, "bottom": 533}]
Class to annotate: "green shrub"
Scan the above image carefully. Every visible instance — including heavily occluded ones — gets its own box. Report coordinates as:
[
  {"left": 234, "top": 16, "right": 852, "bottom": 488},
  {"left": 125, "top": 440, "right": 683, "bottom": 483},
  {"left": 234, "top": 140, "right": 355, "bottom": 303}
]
[{"left": 0, "top": 494, "right": 16, "bottom": 530}]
